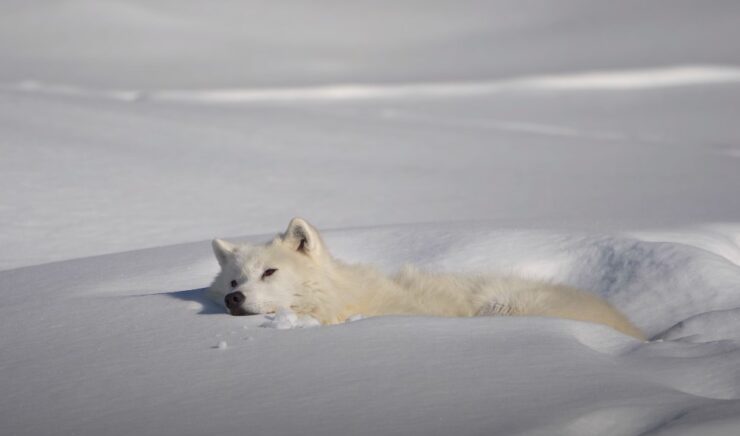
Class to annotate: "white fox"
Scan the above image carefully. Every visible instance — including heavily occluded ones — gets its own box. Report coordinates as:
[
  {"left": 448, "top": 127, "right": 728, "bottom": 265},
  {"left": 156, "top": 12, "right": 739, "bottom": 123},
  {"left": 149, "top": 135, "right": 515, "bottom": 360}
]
[{"left": 209, "top": 218, "right": 645, "bottom": 339}]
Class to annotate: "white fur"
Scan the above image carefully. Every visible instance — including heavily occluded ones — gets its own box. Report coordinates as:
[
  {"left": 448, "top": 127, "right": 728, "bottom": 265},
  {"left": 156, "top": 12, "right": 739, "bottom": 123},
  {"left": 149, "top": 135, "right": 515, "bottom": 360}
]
[{"left": 209, "top": 218, "right": 645, "bottom": 340}]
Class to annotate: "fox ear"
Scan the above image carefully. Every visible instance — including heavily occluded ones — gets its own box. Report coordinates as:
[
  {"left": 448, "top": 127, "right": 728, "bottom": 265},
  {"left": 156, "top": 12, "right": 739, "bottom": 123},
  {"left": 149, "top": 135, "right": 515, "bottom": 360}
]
[
  {"left": 212, "top": 239, "right": 237, "bottom": 266},
  {"left": 283, "top": 217, "right": 324, "bottom": 257}
]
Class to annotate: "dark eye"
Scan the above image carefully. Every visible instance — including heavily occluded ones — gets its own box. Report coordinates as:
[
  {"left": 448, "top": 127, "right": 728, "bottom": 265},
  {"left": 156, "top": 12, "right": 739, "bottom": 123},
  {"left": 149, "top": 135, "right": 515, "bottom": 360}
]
[
  {"left": 230, "top": 280, "right": 238, "bottom": 288},
  {"left": 261, "top": 268, "right": 277, "bottom": 279}
]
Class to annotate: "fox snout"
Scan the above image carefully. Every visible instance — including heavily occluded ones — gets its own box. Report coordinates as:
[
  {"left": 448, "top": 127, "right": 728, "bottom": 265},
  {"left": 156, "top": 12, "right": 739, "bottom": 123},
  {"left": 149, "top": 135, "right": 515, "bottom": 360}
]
[{"left": 225, "top": 291, "right": 251, "bottom": 316}]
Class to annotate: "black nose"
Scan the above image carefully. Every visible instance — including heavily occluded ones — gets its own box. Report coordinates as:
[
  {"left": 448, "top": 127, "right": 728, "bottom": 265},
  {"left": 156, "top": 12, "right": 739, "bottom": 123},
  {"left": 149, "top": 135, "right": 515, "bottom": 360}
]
[{"left": 224, "top": 291, "right": 245, "bottom": 310}]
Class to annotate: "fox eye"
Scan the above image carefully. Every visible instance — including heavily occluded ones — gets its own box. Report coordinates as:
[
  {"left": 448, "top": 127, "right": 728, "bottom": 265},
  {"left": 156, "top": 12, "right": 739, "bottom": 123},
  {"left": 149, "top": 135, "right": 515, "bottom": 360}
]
[
  {"left": 230, "top": 280, "right": 238, "bottom": 288},
  {"left": 261, "top": 268, "right": 277, "bottom": 279}
]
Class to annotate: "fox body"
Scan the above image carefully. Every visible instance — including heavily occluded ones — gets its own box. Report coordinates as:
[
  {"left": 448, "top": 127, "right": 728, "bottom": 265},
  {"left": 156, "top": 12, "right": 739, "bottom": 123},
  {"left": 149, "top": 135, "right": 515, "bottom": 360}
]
[{"left": 209, "top": 218, "right": 644, "bottom": 339}]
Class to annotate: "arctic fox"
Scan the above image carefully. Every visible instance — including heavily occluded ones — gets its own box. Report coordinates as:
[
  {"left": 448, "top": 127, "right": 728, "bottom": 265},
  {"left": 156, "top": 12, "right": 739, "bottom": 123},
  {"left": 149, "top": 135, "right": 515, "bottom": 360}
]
[{"left": 209, "top": 218, "right": 645, "bottom": 340}]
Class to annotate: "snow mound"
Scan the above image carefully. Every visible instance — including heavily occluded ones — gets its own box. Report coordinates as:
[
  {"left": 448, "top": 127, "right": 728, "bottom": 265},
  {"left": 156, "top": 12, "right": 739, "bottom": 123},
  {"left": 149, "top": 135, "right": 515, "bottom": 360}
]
[
  {"left": 3, "top": 224, "right": 740, "bottom": 435},
  {"left": 660, "top": 309, "right": 740, "bottom": 342}
]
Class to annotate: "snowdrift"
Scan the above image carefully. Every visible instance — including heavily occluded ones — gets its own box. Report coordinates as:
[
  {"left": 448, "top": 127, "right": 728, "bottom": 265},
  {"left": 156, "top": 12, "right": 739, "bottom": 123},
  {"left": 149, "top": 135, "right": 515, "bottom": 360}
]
[
  {"left": 2, "top": 224, "right": 740, "bottom": 435},
  {"left": 3, "top": 1, "right": 740, "bottom": 434}
]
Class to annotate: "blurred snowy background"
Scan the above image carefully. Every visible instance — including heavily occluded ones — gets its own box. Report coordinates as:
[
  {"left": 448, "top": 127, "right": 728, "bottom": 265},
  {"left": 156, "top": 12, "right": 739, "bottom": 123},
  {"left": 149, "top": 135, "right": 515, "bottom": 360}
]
[
  {"left": 3, "top": 0, "right": 740, "bottom": 269},
  {"left": 2, "top": 1, "right": 740, "bottom": 435}
]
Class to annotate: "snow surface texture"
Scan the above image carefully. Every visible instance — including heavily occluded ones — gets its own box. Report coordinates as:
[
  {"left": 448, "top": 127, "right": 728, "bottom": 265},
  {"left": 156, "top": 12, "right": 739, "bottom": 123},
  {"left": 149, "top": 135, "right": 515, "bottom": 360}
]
[
  {"left": 3, "top": 228, "right": 740, "bottom": 436},
  {"left": 2, "top": 1, "right": 740, "bottom": 435}
]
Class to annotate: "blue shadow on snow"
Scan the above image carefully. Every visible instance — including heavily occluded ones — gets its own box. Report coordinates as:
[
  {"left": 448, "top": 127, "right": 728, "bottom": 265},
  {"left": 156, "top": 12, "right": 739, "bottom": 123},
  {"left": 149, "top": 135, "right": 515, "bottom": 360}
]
[{"left": 166, "top": 288, "right": 225, "bottom": 315}]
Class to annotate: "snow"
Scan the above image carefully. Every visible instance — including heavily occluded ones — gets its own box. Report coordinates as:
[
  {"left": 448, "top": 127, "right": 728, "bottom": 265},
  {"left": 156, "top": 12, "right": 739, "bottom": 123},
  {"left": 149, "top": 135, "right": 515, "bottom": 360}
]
[
  {"left": 2, "top": 1, "right": 740, "bottom": 435},
  {"left": 4, "top": 228, "right": 740, "bottom": 435},
  {"left": 7, "top": 65, "right": 740, "bottom": 103},
  {"left": 261, "top": 308, "right": 321, "bottom": 330}
]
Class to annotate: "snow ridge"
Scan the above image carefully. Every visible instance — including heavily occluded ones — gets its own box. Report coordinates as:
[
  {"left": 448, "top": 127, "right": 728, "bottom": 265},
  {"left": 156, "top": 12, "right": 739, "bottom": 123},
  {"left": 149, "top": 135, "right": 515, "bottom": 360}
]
[{"left": 5, "top": 65, "right": 740, "bottom": 104}]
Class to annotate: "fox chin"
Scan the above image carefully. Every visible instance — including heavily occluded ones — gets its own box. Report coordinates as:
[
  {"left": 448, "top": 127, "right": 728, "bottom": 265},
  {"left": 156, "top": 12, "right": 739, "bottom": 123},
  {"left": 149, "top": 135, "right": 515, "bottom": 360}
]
[{"left": 208, "top": 217, "right": 645, "bottom": 340}]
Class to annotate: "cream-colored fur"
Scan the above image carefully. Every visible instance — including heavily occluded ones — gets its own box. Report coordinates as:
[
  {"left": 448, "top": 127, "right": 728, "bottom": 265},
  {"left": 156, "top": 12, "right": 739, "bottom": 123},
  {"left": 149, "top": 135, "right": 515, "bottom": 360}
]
[{"left": 209, "top": 218, "right": 645, "bottom": 340}]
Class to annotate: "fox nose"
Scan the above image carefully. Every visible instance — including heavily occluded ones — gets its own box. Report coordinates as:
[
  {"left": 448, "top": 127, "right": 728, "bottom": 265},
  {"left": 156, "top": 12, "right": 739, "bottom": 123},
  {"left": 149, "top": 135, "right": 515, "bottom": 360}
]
[{"left": 224, "top": 291, "right": 245, "bottom": 310}]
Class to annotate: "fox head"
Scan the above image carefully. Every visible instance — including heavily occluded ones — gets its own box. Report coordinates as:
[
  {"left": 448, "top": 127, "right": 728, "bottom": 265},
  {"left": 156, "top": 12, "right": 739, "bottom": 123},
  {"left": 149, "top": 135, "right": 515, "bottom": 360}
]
[{"left": 209, "top": 218, "right": 330, "bottom": 316}]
